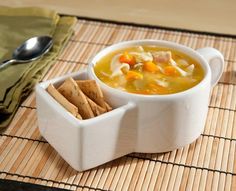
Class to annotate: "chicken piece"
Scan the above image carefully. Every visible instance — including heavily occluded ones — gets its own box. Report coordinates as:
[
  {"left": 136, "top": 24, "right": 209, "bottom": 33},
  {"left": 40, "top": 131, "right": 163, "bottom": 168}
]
[
  {"left": 169, "top": 59, "right": 188, "bottom": 77},
  {"left": 110, "top": 54, "right": 130, "bottom": 77},
  {"left": 111, "top": 63, "right": 130, "bottom": 78},
  {"left": 152, "top": 51, "right": 172, "bottom": 63},
  {"left": 185, "top": 64, "right": 195, "bottom": 75},
  {"left": 131, "top": 52, "right": 153, "bottom": 62}
]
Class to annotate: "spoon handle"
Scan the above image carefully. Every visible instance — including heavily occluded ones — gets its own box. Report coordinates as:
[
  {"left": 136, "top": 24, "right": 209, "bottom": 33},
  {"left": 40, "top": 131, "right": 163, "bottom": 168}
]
[{"left": 0, "top": 59, "right": 16, "bottom": 70}]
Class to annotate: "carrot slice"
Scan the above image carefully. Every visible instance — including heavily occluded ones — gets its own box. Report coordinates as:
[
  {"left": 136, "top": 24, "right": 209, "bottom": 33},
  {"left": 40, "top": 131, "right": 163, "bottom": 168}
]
[
  {"left": 143, "top": 61, "right": 158, "bottom": 73},
  {"left": 126, "top": 71, "right": 143, "bottom": 81},
  {"left": 164, "top": 66, "right": 179, "bottom": 76},
  {"left": 119, "top": 52, "right": 136, "bottom": 66}
]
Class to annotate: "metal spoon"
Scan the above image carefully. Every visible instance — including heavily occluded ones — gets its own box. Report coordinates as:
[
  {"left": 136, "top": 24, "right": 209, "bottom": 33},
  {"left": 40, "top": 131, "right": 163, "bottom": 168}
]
[{"left": 0, "top": 36, "right": 53, "bottom": 70}]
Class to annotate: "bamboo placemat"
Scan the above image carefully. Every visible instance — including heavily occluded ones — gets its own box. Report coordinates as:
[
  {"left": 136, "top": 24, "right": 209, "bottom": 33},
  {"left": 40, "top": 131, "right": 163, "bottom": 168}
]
[{"left": 0, "top": 19, "right": 236, "bottom": 191}]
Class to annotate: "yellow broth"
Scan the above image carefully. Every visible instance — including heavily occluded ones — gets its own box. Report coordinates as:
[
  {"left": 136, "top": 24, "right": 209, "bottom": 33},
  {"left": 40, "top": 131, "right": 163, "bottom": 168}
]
[{"left": 94, "top": 46, "right": 204, "bottom": 95}]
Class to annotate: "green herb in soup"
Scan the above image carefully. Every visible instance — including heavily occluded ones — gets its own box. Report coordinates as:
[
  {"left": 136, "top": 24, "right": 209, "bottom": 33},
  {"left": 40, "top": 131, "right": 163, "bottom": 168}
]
[{"left": 94, "top": 46, "right": 204, "bottom": 95}]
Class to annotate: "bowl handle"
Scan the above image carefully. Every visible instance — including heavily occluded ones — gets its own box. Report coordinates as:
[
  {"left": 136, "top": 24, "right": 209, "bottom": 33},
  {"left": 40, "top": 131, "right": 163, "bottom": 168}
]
[{"left": 196, "top": 47, "right": 224, "bottom": 87}]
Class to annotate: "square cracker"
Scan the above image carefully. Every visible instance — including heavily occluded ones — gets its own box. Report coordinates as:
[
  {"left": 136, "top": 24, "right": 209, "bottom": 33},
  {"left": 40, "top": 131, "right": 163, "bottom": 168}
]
[
  {"left": 58, "top": 78, "right": 94, "bottom": 119},
  {"left": 47, "top": 84, "right": 82, "bottom": 119},
  {"left": 105, "top": 102, "right": 113, "bottom": 112},
  {"left": 85, "top": 95, "right": 106, "bottom": 116},
  {"left": 76, "top": 80, "right": 106, "bottom": 109}
]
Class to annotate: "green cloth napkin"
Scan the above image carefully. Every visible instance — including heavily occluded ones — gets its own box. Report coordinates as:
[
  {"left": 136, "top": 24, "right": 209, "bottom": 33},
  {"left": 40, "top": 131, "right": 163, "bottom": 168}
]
[{"left": 0, "top": 7, "right": 77, "bottom": 129}]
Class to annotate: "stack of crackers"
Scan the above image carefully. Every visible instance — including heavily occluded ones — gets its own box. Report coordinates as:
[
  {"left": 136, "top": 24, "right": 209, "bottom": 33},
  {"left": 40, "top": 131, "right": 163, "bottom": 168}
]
[{"left": 47, "top": 77, "right": 112, "bottom": 119}]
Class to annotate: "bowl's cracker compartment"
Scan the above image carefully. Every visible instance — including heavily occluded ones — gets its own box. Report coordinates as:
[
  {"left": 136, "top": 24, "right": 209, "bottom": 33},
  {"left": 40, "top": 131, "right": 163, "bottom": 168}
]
[
  {"left": 47, "top": 77, "right": 112, "bottom": 120},
  {"left": 36, "top": 71, "right": 137, "bottom": 171}
]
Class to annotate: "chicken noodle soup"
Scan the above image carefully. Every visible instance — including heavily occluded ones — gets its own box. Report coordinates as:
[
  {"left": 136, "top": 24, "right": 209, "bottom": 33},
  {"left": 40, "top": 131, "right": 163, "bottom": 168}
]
[{"left": 94, "top": 46, "right": 204, "bottom": 95}]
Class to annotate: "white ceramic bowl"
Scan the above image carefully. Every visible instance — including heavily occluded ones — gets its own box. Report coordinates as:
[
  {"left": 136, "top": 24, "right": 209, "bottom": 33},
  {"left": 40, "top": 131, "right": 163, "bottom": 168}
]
[{"left": 36, "top": 40, "right": 224, "bottom": 171}]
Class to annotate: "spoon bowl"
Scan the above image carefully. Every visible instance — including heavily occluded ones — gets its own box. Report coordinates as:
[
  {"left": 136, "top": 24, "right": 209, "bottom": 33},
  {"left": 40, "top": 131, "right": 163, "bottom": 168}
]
[{"left": 0, "top": 36, "right": 53, "bottom": 69}]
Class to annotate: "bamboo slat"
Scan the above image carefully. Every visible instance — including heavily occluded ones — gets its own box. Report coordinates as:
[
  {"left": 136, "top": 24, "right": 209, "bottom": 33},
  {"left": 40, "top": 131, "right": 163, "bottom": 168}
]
[{"left": 0, "top": 18, "right": 236, "bottom": 191}]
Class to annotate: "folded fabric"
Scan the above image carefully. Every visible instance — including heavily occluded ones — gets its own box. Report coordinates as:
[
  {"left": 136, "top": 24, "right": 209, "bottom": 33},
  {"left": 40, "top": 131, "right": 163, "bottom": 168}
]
[{"left": 0, "top": 7, "right": 77, "bottom": 129}]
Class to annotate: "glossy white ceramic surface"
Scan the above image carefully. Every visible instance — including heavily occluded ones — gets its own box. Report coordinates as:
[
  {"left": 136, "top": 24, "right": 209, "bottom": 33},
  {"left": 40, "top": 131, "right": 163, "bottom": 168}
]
[
  {"left": 36, "top": 40, "right": 224, "bottom": 171},
  {"left": 36, "top": 72, "right": 137, "bottom": 171},
  {"left": 88, "top": 40, "right": 224, "bottom": 152}
]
